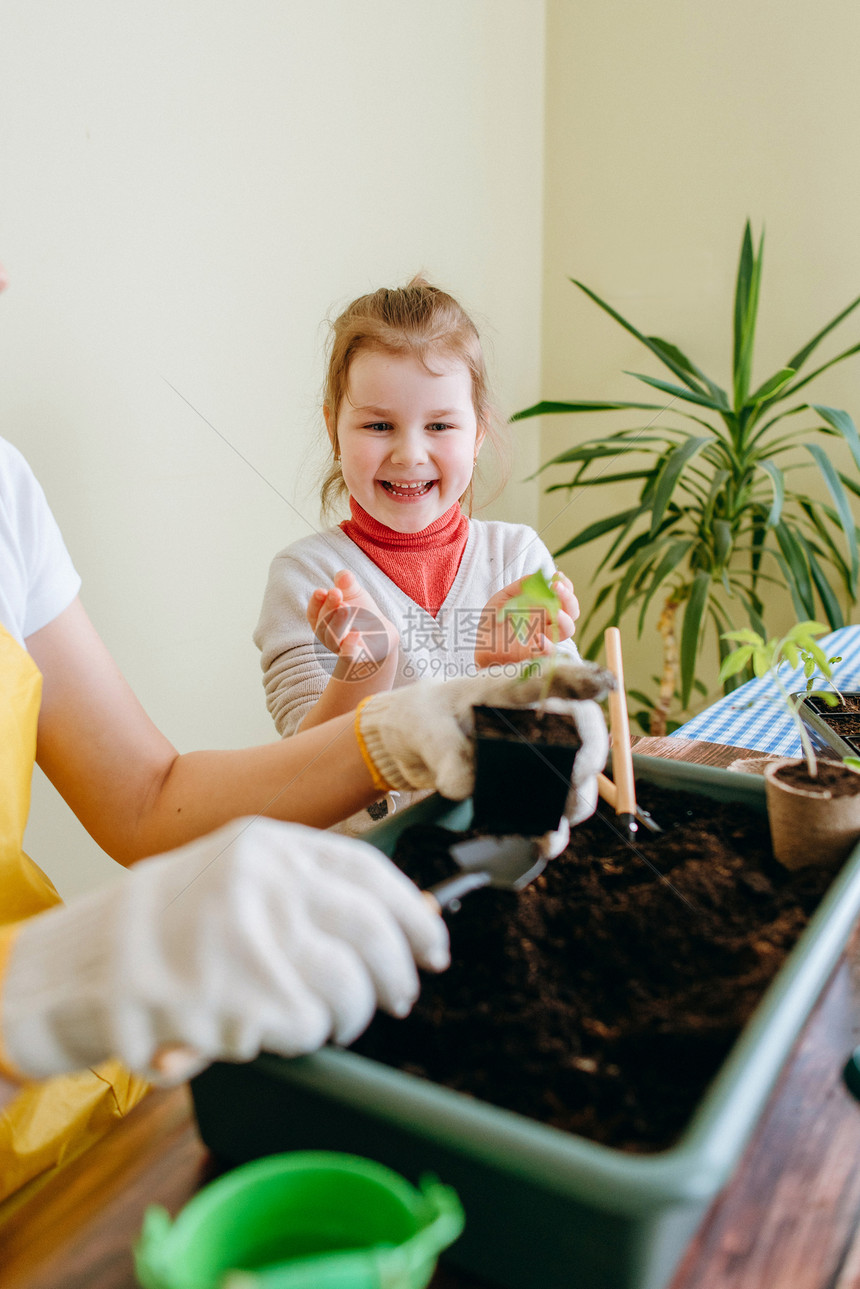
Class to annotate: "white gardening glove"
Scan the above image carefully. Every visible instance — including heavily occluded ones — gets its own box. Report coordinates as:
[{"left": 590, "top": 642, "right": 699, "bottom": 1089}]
[
  {"left": 1, "top": 817, "right": 449, "bottom": 1085},
  {"left": 357, "top": 659, "right": 614, "bottom": 846},
  {"left": 534, "top": 695, "right": 611, "bottom": 858}
]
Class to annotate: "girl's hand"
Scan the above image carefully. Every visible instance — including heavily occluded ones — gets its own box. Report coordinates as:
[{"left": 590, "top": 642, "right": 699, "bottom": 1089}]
[
  {"left": 307, "top": 570, "right": 399, "bottom": 679},
  {"left": 474, "top": 571, "right": 580, "bottom": 669}
]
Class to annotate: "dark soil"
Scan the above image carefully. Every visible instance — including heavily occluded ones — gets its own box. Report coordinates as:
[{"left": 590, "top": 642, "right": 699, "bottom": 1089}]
[
  {"left": 806, "top": 692, "right": 860, "bottom": 714},
  {"left": 775, "top": 759, "right": 860, "bottom": 796},
  {"left": 820, "top": 716, "right": 860, "bottom": 736},
  {"left": 350, "top": 784, "right": 835, "bottom": 1154},
  {"left": 472, "top": 706, "right": 581, "bottom": 749}
]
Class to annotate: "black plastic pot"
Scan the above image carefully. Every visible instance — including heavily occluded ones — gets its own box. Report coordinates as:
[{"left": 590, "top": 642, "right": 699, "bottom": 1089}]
[
  {"left": 469, "top": 705, "right": 581, "bottom": 836},
  {"left": 793, "top": 691, "right": 860, "bottom": 759}
]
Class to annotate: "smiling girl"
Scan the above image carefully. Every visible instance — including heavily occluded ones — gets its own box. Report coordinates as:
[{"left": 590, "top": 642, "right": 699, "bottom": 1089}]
[{"left": 254, "top": 277, "right": 580, "bottom": 832}]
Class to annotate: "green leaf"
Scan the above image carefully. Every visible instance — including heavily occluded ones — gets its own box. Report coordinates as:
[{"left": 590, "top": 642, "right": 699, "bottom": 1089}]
[
  {"left": 502, "top": 569, "right": 560, "bottom": 619},
  {"left": 713, "top": 519, "right": 733, "bottom": 567},
  {"left": 806, "top": 442, "right": 859, "bottom": 594},
  {"left": 735, "top": 589, "right": 767, "bottom": 639},
  {"left": 512, "top": 399, "right": 663, "bottom": 422},
  {"left": 719, "top": 644, "right": 755, "bottom": 681},
  {"left": 626, "top": 371, "right": 722, "bottom": 410},
  {"left": 646, "top": 337, "right": 729, "bottom": 407},
  {"left": 649, "top": 436, "right": 712, "bottom": 537},
  {"left": 733, "top": 222, "right": 753, "bottom": 385},
  {"left": 746, "top": 366, "right": 795, "bottom": 406},
  {"left": 774, "top": 523, "right": 815, "bottom": 617},
  {"left": 570, "top": 279, "right": 710, "bottom": 395},
  {"left": 837, "top": 469, "right": 860, "bottom": 499},
  {"left": 680, "top": 570, "right": 711, "bottom": 707},
  {"left": 805, "top": 543, "right": 845, "bottom": 629},
  {"left": 598, "top": 507, "right": 666, "bottom": 577},
  {"left": 724, "top": 628, "right": 766, "bottom": 645},
  {"left": 700, "top": 469, "right": 730, "bottom": 530},
  {"left": 788, "top": 619, "right": 830, "bottom": 645},
  {"left": 812, "top": 404, "right": 860, "bottom": 472},
  {"left": 758, "top": 459, "right": 785, "bottom": 528},
  {"left": 645, "top": 336, "right": 705, "bottom": 379},
  {"left": 782, "top": 641, "right": 800, "bottom": 670},
  {"left": 613, "top": 535, "right": 669, "bottom": 619},
  {"left": 536, "top": 437, "right": 667, "bottom": 471},
  {"left": 545, "top": 471, "right": 653, "bottom": 491},
  {"left": 552, "top": 506, "right": 645, "bottom": 558},
  {"left": 733, "top": 223, "right": 764, "bottom": 411},
  {"left": 782, "top": 343, "right": 860, "bottom": 402},
  {"left": 786, "top": 291, "right": 860, "bottom": 371},
  {"left": 636, "top": 538, "right": 694, "bottom": 633},
  {"left": 500, "top": 571, "right": 561, "bottom": 648}
]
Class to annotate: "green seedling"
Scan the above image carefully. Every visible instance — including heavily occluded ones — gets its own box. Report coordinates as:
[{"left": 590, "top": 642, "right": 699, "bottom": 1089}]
[
  {"left": 501, "top": 569, "right": 563, "bottom": 708},
  {"left": 719, "top": 620, "right": 842, "bottom": 777}
]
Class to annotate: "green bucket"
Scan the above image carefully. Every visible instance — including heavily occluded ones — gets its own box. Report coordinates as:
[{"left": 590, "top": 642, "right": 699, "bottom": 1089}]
[{"left": 134, "top": 1150, "right": 464, "bottom": 1289}]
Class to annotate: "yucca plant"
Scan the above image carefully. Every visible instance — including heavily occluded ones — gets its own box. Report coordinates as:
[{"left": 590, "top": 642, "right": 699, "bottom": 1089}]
[{"left": 514, "top": 222, "right": 860, "bottom": 734}]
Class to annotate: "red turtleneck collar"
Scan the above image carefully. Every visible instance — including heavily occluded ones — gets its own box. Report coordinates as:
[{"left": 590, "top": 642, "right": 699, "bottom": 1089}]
[{"left": 340, "top": 499, "right": 468, "bottom": 617}]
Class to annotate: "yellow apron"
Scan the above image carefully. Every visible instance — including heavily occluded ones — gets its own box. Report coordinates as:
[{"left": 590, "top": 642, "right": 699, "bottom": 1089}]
[{"left": 0, "top": 623, "right": 149, "bottom": 1212}]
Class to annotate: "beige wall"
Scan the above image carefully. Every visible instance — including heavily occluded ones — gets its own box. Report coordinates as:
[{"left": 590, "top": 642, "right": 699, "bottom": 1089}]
[
  {"left": 9, "top": 1, "right": 860, "bottom": 896},
  {"left": 1, "top": 1, "right": 547, "bottom": 897},
  {"left": 538, "top": 0, "right": 860, "bottom": 711}
]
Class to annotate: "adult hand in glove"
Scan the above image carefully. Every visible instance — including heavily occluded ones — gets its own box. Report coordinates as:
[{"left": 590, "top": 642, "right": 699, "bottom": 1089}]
[
  {"left": 1, "top": 817, "right": 449, "bottom": 1085},
  {"left": 356, "top": 658, "right": 615, "bottom": 846}
]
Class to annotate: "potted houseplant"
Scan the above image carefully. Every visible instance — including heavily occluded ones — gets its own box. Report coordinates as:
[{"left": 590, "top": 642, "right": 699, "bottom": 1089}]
[
  {"left": 719, "top": 620, "right": 860, "bottom": 869},
  {"left": 513, "top": 222, "right": 860, "bottom": 735}
]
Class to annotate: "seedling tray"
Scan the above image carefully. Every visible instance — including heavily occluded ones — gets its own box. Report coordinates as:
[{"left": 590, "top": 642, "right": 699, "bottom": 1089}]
[
  {"left": 191, "top": 756, "right": 860, "bottom": 1289},
  {"left": 793, "top": 690, "right": 860, "bottom": 760}
]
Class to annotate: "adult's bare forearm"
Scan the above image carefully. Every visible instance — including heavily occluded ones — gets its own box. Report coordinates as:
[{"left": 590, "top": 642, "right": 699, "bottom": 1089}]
[{"left": 116, "top": 714, "right": 377, "bottom": 861}]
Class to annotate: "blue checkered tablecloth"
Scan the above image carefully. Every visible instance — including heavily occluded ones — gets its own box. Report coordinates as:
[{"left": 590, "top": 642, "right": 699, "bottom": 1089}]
[{"left": 669, "top": 626, "right": 860, "bottom": 756}]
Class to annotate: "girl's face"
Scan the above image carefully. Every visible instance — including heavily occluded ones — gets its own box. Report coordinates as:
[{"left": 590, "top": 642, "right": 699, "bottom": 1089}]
[{"left": 327, "top": 349, "right": 485, "bottom": 534}]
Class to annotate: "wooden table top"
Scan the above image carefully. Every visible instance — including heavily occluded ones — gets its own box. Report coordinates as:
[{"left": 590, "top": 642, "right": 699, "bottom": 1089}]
[{"left": 3, "top": 739, "right": 860, "bottom": 1289}]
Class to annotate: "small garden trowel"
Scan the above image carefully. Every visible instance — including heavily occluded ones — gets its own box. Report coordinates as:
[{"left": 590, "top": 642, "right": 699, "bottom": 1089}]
[{"left": 425, "top": 835, "right": 546, "bottom": 913}]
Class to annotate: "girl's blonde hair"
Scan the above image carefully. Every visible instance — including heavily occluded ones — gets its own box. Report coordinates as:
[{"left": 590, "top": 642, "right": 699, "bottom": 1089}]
[{"left": 320, "top": 274, "right": 509, "bottom": 518}]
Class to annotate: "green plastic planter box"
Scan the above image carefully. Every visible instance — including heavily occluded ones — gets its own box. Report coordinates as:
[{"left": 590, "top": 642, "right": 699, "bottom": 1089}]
[{"left": 191, "top": 755, "right": 860, "bottom": 1289}]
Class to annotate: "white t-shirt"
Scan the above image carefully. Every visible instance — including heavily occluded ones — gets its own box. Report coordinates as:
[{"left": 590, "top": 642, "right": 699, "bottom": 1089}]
[{"left": 0, "top": 437, "right": 81, "bottom": 644}]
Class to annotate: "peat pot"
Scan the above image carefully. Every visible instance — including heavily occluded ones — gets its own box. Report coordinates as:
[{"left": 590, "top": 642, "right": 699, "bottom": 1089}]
[
  {"left": 191, "top": 756, "right": 860, "bottom": 1289},
  {"left": 764, "top": 757, "right": 860, "bottom": 870}
]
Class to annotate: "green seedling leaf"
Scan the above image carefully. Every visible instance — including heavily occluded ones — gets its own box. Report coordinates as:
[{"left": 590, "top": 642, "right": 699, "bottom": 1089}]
[
  {"left": 722, "top": 628, "right": 764, "bottom": 645},
  {"left": 719, "top": 620, "right": 835, "bottom": 775},
  {"left": 782, "top": 641, "right": 800, "bottom": 670},
  {"left": 500, "top": 569, "right": 562, "bottom": 650},
  {"left": 718, "top": 645, "right": 755, "bottom": 681},
  {"left": 501, "top": 570, "right": 560, "bottom": 619}
]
